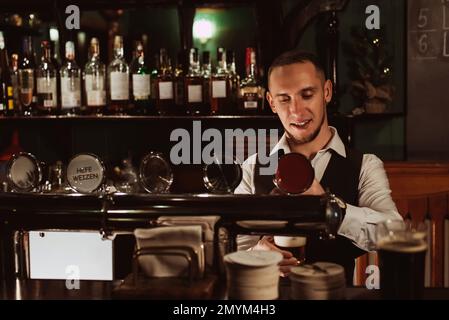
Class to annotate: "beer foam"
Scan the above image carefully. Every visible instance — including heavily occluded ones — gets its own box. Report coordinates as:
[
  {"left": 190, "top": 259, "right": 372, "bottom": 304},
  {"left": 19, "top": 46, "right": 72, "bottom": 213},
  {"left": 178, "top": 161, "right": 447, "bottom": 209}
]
[
  {"left": 274, "top": 236, "right": 307, "bottom": 248},
  {"left": 377, "top": 239, "right": 427, "bottom": 253}
]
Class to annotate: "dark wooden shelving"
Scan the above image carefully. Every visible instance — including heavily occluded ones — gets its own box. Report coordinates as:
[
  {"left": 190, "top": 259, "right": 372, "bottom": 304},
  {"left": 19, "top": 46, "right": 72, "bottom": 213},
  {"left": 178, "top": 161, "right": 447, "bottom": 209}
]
[
  {"left": 0, "top": 0, "right": 256, "bottom": 11},
  {"left": 0, "top": 112, "right": 403, "bottom": 122},
  {"left": 344, "top": 112, "right": 404, "bottom": 121},
  {"left": 0, "top": 114, "right": 279, "bottom": 122},
  {"left": 0, "top": 23, "right": 41, "bottom": 36}
]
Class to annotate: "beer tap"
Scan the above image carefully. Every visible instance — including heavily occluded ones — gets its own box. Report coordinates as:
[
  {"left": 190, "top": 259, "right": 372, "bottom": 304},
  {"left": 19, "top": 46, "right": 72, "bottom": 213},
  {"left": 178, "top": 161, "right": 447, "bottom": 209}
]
[{"left": 323, "top": 190, "right": 344, "bottom": 240}]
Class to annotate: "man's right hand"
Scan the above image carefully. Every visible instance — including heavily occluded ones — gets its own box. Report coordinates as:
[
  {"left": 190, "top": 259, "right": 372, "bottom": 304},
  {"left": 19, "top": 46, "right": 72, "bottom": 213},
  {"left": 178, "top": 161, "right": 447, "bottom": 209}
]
[{"left": 251, "top": 235, "right": 299, "bottom": 277}]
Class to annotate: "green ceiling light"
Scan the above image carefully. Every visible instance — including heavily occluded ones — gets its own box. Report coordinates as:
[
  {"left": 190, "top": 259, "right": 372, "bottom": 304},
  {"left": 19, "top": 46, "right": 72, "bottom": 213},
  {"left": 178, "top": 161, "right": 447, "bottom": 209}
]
[{"left": 193, "top": 18, "right": 215, "bottom": 44}]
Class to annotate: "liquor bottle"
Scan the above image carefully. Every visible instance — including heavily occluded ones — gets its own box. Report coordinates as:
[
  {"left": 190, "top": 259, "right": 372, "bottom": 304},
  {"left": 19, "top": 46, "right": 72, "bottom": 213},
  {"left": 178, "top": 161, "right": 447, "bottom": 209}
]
[
  {"left": 36, "top": 40, "right": 58, "bottom": 115},
  {"left": 49, "top": 41, "right": 62, "bottom": 111},
  {"left": 238, "top": 47, "right": 265, "bottom": 114},
  {"left": 50, "top": 40, "right": 61, "bottom": 68},
  {"left": 174, "top": 50, "right": 186, "bottom": 115},
  {"left": 18, "top": 36, "right": 36, "bottom": 116},
  {"left": 130, "top": 40, "right": 151, "bottom": 115},
  {"left": 184, "top": 48, "right": 205, "bottom": 115},
  {"left": 9, "top": 54, "right": 20, "bottom": 115},
  {"left": 83, "top": 37, "right": 106, "bottom": 115},
  {"left": 60, "top": 41, "right": 81, "bottom": 115},
  {"left": 201, "top": 51, "right": 211, "bottom": 114},
  {"left": 107, "top": 35, "right": 130, "bottom": 115},
  {"left": 0, "top": 31, "right": 15, "bottom": 116},
  {"left": 150, "top": 53, "right": 159, "bottom": 113},
  {"left": 227, "top": 49, "right": 240, "bottom": 114},
  {"left": 155, "top": 48, "right": 175, "bottom": 115},
  {"left": 0, "top": 31, "right": 7, "bottom": 115},
  {"left": 210, "top": 47, "right": 231, "bottom": 115}
]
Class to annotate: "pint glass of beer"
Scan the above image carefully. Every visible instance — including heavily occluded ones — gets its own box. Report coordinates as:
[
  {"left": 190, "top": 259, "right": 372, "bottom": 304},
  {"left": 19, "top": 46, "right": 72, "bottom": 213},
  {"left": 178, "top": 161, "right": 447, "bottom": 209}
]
[
  {"left": 376, "top": 220, "right": 427, "bottom": 300},
  {"left": 273, "top": 236, "right": 307, "bottom": 264}
]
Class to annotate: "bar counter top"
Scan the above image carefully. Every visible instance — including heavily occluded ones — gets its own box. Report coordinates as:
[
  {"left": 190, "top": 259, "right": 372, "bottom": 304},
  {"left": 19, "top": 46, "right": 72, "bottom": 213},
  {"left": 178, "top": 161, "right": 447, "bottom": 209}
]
[{"left": 2, "top": 279, "right": 449, "bottom": 300}]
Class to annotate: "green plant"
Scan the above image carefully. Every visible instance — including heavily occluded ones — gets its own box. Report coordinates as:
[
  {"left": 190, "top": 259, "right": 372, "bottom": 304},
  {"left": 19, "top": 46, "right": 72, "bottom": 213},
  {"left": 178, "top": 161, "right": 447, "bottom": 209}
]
[{"left": 343, "top": 27, "right": 395, "bottom": 112}]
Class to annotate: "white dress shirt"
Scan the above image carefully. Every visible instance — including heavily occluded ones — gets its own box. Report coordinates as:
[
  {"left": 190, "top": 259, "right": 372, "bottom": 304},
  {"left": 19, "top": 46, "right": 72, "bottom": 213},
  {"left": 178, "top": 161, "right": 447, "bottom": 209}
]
[{"left": 234, "top": 127, "right": 402, "bottom": 252}]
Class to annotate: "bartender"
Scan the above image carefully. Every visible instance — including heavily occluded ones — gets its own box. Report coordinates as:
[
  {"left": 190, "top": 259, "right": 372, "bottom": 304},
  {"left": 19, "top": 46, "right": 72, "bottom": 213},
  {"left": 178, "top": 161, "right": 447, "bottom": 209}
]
[{"left": 234, "top": 50, "right": 402, "bottom": 284}]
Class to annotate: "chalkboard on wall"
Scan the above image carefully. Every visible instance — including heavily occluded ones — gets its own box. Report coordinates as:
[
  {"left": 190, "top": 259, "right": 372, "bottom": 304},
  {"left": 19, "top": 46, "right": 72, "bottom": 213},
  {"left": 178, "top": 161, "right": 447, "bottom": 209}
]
[{"left": 407, "top": 0, "right": 449, "bottom": 160}]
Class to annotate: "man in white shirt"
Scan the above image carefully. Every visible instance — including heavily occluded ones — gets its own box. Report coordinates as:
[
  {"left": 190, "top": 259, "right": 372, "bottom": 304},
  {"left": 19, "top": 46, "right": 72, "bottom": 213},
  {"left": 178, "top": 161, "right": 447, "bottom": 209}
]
[{"left": 234, "top": 50, "right": 402, "bottom": 283}]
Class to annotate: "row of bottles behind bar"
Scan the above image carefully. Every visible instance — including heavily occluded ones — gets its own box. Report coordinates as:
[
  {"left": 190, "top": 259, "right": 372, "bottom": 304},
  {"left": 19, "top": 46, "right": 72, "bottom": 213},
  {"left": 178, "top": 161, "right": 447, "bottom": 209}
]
[{"left": 0, "top": 32, "right": 267, "bottom": 116}]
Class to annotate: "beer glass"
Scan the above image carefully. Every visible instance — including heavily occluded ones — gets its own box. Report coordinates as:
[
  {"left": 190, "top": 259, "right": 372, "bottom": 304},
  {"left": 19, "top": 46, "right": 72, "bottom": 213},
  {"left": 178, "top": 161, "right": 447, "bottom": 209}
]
[
  {"left": 273, "top": 235, "right": 306, "bottom": 264},
  {"left": 273, "top": 152, "right": 314, "bottom": 195},
  {"left": 376, "top": 219, "right": 427, "bottom": 299}
]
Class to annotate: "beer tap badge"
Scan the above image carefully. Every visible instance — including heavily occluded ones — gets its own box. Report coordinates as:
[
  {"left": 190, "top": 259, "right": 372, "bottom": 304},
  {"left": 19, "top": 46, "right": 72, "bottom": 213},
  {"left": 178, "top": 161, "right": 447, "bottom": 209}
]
[
  {"left": 67, "top": 153, "right": 105, "bottom": 193},
  {"left": 7, "top": 152, "right": 42, "bottom": 192}
]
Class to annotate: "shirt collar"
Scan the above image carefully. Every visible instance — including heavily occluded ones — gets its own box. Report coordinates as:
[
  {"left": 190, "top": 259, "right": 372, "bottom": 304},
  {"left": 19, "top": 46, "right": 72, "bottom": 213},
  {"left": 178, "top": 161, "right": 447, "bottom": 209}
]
[{"left": 270, "top": 126, "right": 347, "bottom": 158}]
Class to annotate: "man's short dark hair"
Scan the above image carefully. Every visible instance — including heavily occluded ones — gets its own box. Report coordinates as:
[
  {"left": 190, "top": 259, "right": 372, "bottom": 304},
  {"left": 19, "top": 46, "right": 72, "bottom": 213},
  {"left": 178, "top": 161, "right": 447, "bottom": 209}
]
[{"left": 268, "top": 50, "right": 326, "bottom": 87}]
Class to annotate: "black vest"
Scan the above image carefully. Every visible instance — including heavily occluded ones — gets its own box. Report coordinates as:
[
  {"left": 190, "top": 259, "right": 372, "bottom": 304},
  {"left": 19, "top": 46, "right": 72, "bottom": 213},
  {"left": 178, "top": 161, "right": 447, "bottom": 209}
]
[{"left": 254, "top": 147, "right": 366, "bottom": 285}]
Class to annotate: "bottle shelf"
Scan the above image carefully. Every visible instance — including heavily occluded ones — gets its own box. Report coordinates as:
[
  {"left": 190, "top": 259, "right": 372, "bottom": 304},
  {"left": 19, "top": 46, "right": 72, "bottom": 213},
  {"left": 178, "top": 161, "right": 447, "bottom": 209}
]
[
  {"left": 0, "top": 24, "right": 41, "bottom": 36},
  {"left": 0, "top": 114, "right": 279, "bottom": 122},
  {"left": 345, "top": 112, "right": 404, "bottom": 121},
  {"left": 0, "top": 113, "right": 404, "bottom": 122}
]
